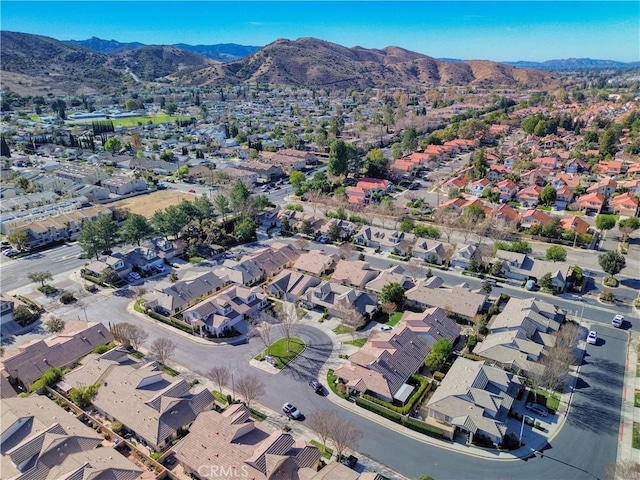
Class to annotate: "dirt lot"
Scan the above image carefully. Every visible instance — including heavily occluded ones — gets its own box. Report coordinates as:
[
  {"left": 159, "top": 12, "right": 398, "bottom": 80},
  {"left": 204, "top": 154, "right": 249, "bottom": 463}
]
[{"left": 111, "top": 190, "right": 195, "bottom": 218}]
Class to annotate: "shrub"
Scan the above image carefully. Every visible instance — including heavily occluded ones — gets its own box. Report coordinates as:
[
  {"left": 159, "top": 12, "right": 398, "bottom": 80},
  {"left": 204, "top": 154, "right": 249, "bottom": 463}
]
[
  {"left": 13, "top": 305, "right": 39, "bottom": 327},
  {"left": 355, "top": 396, "right": 403, "bottom": 423},
  {"left": 362, "top": 375, "right": 428, "bottom": 415},
  {"left": 466, "top": 335, "right": 477, "bottom": 350},
  {"left": 603, "top": 276, "right": 618, "bottom": 287},
  {"left": 402, "top": 417, "right": 444, "bottom": 438},
  {"left": 59, "top": 291, "right": 76, "bottom": 304},
  {"left": 600, "top": 289, "right": 616, "bottom": 303},
  {"left": 111, "top": 421, "right": 124, "bottom": 434},
  {"left": 433, "top": 371, "right": 445, "bottom": 381},
  {"left": 29, "top": 366, "right": 63, "bottom": 393},
  {"left": 38, "top": 284, "right": 58, "bottom": 295},
  {"left": 92, "top": 342, "right": 115, "bottom": 354}
]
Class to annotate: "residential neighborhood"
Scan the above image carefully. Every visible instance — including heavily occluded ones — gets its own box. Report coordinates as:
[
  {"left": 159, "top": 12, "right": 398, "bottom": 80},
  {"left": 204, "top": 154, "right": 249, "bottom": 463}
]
[{"left": 1, "top": 35, "right": 639, "bottom": 480}]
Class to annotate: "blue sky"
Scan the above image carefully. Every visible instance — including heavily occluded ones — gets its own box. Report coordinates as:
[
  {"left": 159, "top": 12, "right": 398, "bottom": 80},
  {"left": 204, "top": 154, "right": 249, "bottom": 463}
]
[{"left": 2, "top": 1, "right": 638, "bottom": 62}]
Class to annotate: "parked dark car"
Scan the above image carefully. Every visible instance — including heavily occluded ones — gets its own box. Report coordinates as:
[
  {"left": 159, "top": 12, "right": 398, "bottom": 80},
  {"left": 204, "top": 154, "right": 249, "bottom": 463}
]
[
  {"left": 340, "top": 454, "right": 358, "bottom": 469},
  {"left": 309, "top": 379, "right": 323, "bottom": 394}
]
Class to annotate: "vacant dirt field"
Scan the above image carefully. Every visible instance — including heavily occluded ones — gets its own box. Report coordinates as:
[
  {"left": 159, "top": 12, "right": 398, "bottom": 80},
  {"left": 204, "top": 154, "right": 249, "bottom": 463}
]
[{"left": 111, "top": 190, "right": 195, "bottom": 218}]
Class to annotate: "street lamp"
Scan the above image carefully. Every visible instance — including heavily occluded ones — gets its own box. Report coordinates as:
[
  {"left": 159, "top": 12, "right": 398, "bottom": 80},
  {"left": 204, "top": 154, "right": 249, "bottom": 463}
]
[
  {"left": 231, "top": 367, "right": 238, "bottom": 403},
  {"left": 519, "top": 414, "right": 534, "bottom": 446}
]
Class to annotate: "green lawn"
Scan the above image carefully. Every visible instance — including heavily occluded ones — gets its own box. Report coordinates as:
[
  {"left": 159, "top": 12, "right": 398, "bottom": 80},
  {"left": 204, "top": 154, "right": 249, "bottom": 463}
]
[
  {"left": 636, "top": 390, "right": 640, "bottom": 408},
  {"left": 250, "top": 408, "right": 267, "bottom": 422},
  {"left": 529, "top": 389, "right": 560, "bottom": 412},
  {"left": 634, "top": 423, "right": 640, "bottom": 449},
  {"left": 386, "top": 312, "right": 404, "bottom": 326},
  {"left": 332, "top": 324, "right": 355, "bottom": 335},
  {"left": 327, "top": 369, "right": 347, "bottom": 399},
  {"left": 212, "top": 390, "right": 228, "bottom": 405},
  {"left": 254, "top": 337, "right": 305, "bottom": 369},
  {"left": 344, "top": 338, "right": 367, "bottom": 348},
  {"left": 162, "top": 365, "right": 180, "bottom": 377},
  {"left": 310, "top": 440, "right": 333, "bottom": 459}
]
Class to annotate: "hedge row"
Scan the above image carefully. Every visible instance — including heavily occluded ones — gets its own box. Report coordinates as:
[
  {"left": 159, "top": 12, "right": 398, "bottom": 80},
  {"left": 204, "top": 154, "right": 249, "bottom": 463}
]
[
  {"left": 147, "top": 310, "right": 193, "bottom": 334},
  {"left": 14, "top": 294, "right": 44, "bottom": 313},
  {"left": 355, "top": 396, "right": 445, "bottom": 439},
  {"left": 362, "top": 375, "right": 428, "bottom": 415},
  {"left": 355, "top": 396, "right": 403, "bottom": 423}
]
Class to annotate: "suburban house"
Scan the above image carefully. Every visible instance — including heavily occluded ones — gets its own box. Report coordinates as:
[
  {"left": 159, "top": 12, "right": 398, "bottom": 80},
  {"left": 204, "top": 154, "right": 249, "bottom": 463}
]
[
  {"left": 331, "top": 260, "right": 379, "bottom": 289},
  {"left": 346, "top": 186, "right": 369, "bottom": 204},
  {"left": 353, "top": 226, "right": 416, "bottom": 254},
  {"left": 609, "top": 192, "right": 640, "bottom": 216},
  {"left": 399, "top": 307, "right": 461, "bottom": 347},
  {"left": 267, "top": 269, "right": 321, "bottom": 300},
  {"left": 492, "top": 203, "right": 520, "bottom": 225},
  {"left": 144, "top": 271, "right": 228, "bottom": 315},
  {"left": 559, "top": 215, "right": 590, "bottom": 235},
  {"left": 450, "top": 244, "right": 481, "bottom": 270},
  {"left": 319, "top": 218, "right": 358, "bottom": 240},
  {"left": 83, "top": 255, "right": 132, "bottom": 280},
  {"left": 516, "top": 185, "right": 542, "bottom": 208},
  {"left": 575, "top": 192, "right": 605, "bottom": 215},
  {"left": 173, "top": 403, "right": 324, "bottom": 480},
  {"left": 598, "top": 160, "right": 625, "bottom": 176},
  {"left": 405, "top": 278, "right": 487, "bottom": 321},
  {"left": 0, "top": 396, "right": 143, "bottom": 480},
  {"left": 241, "top": 242, "right": 302, "bottom": 280},
  {"left": 411, "top": 238, "right": 451, "bottom": 265},
  {"left": 442, "top": 175, "right": 467, "bottom": 194},
  {"left": 214, "top": 260, "right": 264, "bottom": 286},
  {"left": 356, "top": 178, "right": 392, "bottom": 193},
  {"left": 586, "top": 177, "right": 617, "bottom": 197},
  {"left": 624, "top": 178, "right": 640, "bottom": 196},
  {"left": 334, "top": 326, "right": 430, "bottom": 403},
  {"left": 60, "top": 359, "right": 214, "bottom": 452},
  {"left": 554, "top": 185, "right": 574, "bottom": 210},
  {"left": 521, "top": 168, "right": 550, "bottom": 187},
  {"left": 119, "top": 246, "right": 164, "bottom": 273},
  {"left": 301, "top": 281, "right": 377, "bottom": 323},
  {"left": 364, "top": 265, "right": 414, "bottom": 294},
  {"left": 425, "top": 357, "right": 524, "bottom": 447},
  {"left": 183, "top": 285, "right": 268, "bottom": 336},
  {"left": 496, "top": 179, "right": 518, "bottom": 202},
  {"left": 494, "top": 250, "right": 571, "bottom": 292},
  {"left": 520, "top": 208, "right": 553, "bottom": 228},
  {"left": 468, "top": 178, "right": 491, "bottom": 197},
  {"left": 0, "top": 321, "right": 113, "bottom": 390},
  {"left": 293, "top": 250, "right": 337, "bottom": 277},
  {"left": 474, "top": 297, "right": 564, "bottom": 376}
]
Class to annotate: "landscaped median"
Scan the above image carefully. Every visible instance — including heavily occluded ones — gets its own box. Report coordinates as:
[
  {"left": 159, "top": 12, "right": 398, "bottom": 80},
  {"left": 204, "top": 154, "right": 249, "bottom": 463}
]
[{"left": 254, "top": 337, "right": 306, "bottom": 369}]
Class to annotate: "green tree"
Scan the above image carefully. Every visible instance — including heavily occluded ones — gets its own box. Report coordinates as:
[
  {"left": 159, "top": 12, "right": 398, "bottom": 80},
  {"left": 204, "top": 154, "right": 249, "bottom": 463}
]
[
  {"left": 289, "top": 171, "right": 306, "bottom": 188},
  {"left": 176, "top": 164, "right": 189, "bottom": 177},
  {"left": 599, "top": 128, "right": 617, "bottom": 157},
  {"left": 7, "top": 231, "right": 27, "bottom": 250},
  {"left": 545, "top": 245, "right": 567, "bottom": 262},
  {"left": 120, "top": 213, "right": 155, "bottom": 247},
  {"left": 619, "top": 216, "right": 640, "bottom": 242},
  {"left": 69, "top": 383, "right": 99, "bottom": 408},
  {"left": 124, "top": 98, "right": 139, "bottom": 111},
  {"left": 78, "top": 215, "right": 118, "bottom": 259},
  {"left": 327, "top": 139, "right": 351, "bottom": 176},
  {"left": 595, "top": 214, "right": 617, "bottom": 233},
  {"left": 379, "top": 282, "right": 406, "bottom": 310},
  {"left": 399, "top": 219, "right": 414, "bottom": 233},
  {"left": 103, "top": 137, "right": 122, "bottom": 153},
  {"left": 234, "top": 218, "right": 257, "bottom": 242},
  {"left": 540, "top": 185, "right": 557, "bottom": 206},
  {"left": 27, "top": 271, "right": 53, "bottom": 287},
  {"left": 193, "top": 195, "right": 215, "bottom": 225},
  {"left": 166, "top": 103, "right": 178, "bottom": 115},
  {"left": 153, "top": 205, "right": 189, "bottom": 239},
  {"left": 598, "top": 251, "right": 626, "bottom": 279},
  {"left": 230, "top": 179, "right": 251, "bottom": 210},
  {"left": 327, "top": 223, "right": 341, "bottom": 243},
  {"left": 99, "top": 268, "right": 121, "bottom": 285},
  {"left": 424, "top": 338, "right": 452, "bottom": 372},
  {"left": 364, "top": 148, "right": 389, "bottom": 178},
  {"left": 401, "top": 127, "right": 418, "bottom": 153},
  {"left": 213, "top": 194, "right": 231, "bottom": 222},
  {"left": 539, "top": 272, "right": 553, "bottom": 291},
  {"left": 472, "top": 148, "right": 488, "bottom": 179},
  {"left": 299, "top": 219, "right": 314, "bottom": 236}
]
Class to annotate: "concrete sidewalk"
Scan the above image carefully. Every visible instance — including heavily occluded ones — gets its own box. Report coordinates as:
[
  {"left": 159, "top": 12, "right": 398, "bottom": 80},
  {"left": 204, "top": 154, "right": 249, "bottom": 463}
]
[{"left": 617, "top": 331, "right": 640, "bottom": 469}]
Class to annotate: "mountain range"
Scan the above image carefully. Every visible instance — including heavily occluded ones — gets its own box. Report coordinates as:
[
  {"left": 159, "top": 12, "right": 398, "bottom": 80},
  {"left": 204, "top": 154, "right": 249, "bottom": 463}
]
[{"left": 0, "top": 30, "right": 591, "bottom": 95}]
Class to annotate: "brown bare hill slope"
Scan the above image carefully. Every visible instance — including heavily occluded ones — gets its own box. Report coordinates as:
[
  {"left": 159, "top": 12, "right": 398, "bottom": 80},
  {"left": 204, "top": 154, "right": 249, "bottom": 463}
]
[
  {"left": 0, "top": 31, "right": 128, "bottom": 95},
  {"left": 180, "top": 37, "right": 556, "bottom": 89}
]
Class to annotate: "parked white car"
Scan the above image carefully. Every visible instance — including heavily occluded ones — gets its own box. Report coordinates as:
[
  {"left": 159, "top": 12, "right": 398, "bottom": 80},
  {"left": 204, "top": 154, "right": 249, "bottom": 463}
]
[
  {"left": 612, "top": 314, "right": 624, "bottom": 328},
  {"left": 587, "top": 330, "right": 597, "bottom": 345}
]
